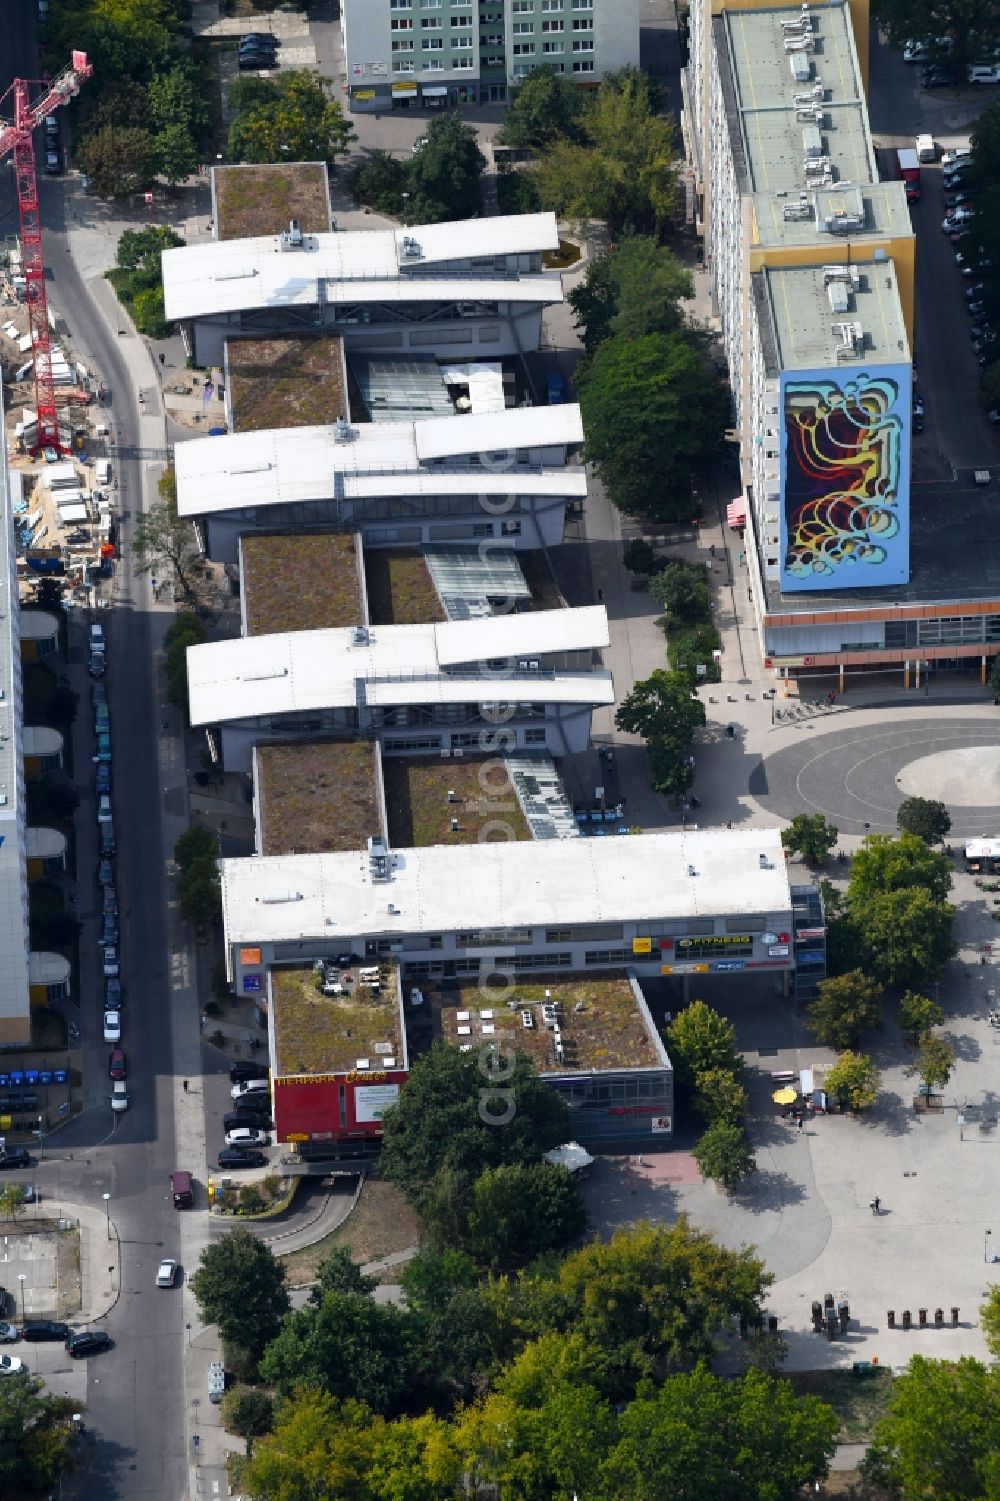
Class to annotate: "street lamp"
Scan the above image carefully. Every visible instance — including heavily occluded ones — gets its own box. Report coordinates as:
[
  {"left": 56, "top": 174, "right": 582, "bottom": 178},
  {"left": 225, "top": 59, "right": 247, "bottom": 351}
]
[
  {"left": 102, "top": 1192, "right": 111, "bottom": 1240},
  {"left": 987, "top": 1228, "right": 994, "bottom": 1264},
  {"left": 17, "top": 1274, "right": 26, "bottom": 1322}
]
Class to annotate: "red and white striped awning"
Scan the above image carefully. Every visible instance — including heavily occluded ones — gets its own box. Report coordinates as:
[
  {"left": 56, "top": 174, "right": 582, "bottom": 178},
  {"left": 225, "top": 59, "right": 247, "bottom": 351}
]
[{"left": 727, "top": 497, "right": 747, "bottom": 528}]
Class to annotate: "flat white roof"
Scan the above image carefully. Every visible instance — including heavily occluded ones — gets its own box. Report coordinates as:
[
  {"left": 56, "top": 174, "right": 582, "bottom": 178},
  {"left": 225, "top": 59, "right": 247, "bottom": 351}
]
[
  {"left": 174, "top": 407, "right": 585, "bottom": 518},
  {"left": 221, "top": 828, "right": 793, "bottom": 945},
  {"left": 162, "top": 213, "right": 561, "bottom": 320},
  {"left": 187, "top": 606, "right": 610, "bottom": 725},
  {"left": 966, "top": 839, "right": 1000, "bottom": 858},
  {"left": 343, "top": 470, "right": 587, "bottom": 500}
]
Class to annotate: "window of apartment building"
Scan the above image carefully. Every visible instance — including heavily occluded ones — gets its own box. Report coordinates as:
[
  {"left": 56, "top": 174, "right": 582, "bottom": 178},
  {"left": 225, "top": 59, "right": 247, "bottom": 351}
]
[
  {"left": 420, "top": 14, "right": 442, "bottom": 24},
  {"left": 512, "top": 0, "right": 533, "bottom": 10},
  {"left": 451, "top": 11, "right": 473, "bottom": 23},
  {"left": 423, "top": 57, "right": 445, "bottom": 67},
  {"left": 585, "top": 948, "right": 632, "bottom": 965},
  {"left": 571, "top": 0, "right": 593, "bottom": 8},
  {"left": 392, "top": 37, "right": 414, "bottom": 49},
  {"left": 541, "top": 0, "right": 563, "bottom": 10},
  {"left": 543, "top": 40, "right": 564, "bottom": 51},
  {"left": 424, "top": 36, "right": 443, "bottom": 48},
  {"left": 481, "top": 9, "right": 503, "bottom": 20},
  {"left": 513, "top": 20, "right": 533, "bottom": 32},
  {"left": 572, "top": 58, "right": 594, "bottom": 70},
  {"left": 391, "top": 16, "right": 414, "bottom": 28},
  {"left": 390, "top": 0, "right": 413, "bottom": 8},
  {"left": 419, "top": 0, "right": 441, "bottom": 6},
  {"left": 572, "top": 39, "right": 593, "bottom": 49},
  {"left": 394, "top": 59, "right": 416, "bottom": 70},
  {"left": 542, "top": 19, "right": 564, "bottom": 30},
  {"left": 384, "top": 736, "right": 442, "bottom": 752},
  {"left": 453, "top": 34, "right": 473, "bottom": 46},
  {"left": 513, "top": 42, "right": 535, "bottom": 54},
  {"left": 572, "top": 15, "right": 593, "bottom": 26},
  {"left": 523, "top": 728, "right": 547, "bottom": 743},
  {"left": 455, "top": 928, "right": 534, "bottom": 947},
  {"left": 483, "top": 37, "right": 503, "bottom": 48}
]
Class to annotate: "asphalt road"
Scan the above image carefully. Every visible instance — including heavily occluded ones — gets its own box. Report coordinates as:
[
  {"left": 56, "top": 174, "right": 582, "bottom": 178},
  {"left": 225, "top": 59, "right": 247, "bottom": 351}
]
[{"left": 2, "top": 13, "right": 189, "bottom": 1496}]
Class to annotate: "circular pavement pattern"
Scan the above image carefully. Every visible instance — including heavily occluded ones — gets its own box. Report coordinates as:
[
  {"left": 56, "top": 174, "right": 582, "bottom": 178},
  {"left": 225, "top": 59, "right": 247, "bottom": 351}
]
[{"left": 750, "top": 718, "right": 1000, "bottom": 835}]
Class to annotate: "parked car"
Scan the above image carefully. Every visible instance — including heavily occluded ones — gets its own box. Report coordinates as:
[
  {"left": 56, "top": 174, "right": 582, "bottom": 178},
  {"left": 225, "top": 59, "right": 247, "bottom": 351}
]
[
  {"left": 98, "top": 858, "right": 114, "bottom": 887},
  {"left": 96, "top": 794, "right": 113, "bottom": 824},
  {"left": 103, "top": 885, "right": 118, "bottom": 917},
  {"left": 942, "top": 145, "right": 973, "bottom": 167},
  {"left": 969, "top": 65, "right": 1000, "bottom": 83},
  {"left": 95, "top": 764, "right": 111, "bottom": 796},
  {"left": 99, "top": 823, "right": 116, "bottom": 857},
  {"left": 945, "top": 191, "right": 974, "bottom": 210},
  {"left": 108, "top": 1048, "right": 126, "bottom": 1081},
  {"left": 903, "top": 38, "right": 927, "bottom": 61},
  {"left": 231, "top": 1094, "right": 273, "bottom": 1118},
  {"left": 223, "top": 1110, "right": 274, "bottom": 1133},
  {"left": 20, "top": 1321, "right": 69, "bottom": 1342},
  {"left": 943, "top": 209, "right": 973, "bottom": 232},
  {"left": 103, "top": 946, "right": 119, "bottom": 978},
  {"left": 229, "top": 1061, "right": 269, "bottom": 1084},
  {"left": 217, "top": 1148, "right": 267, "bottom": 1169},
  {"left": 0, "top": 1323, "right": 19, "bottom": 1343},
  {"left": 0, "top": 1354, "right": 27, "bottom": 1375},
  {"left": 111, "top": 1081, "right": 128, "bottom": 1113},
  {"left": 156, "top": 1259, "right": 178, "bottom": 1288},
  {"left": 103, "top": 1010, "right": 121, "bottom": 1044},
  {"left": 91, "top": 682, "right": 107, "bottom": 709},
  {"left": 0, "top": 1150, "right": 29, "bottom": 1169},
  {"left": 239, "top": 31, "right": 277, "bottom": 48},
  {"left": 231, "top": 1078, "right": 270, "bottom": 1102},
  {"left": 95, "top": 732, "right": 112, "bottom": 762},
  {"left": 238, "top": 48, "right": 278, "bottom": 68},
  {"left": 43, "top": 115, "right": 58, "bottom": 140},
  {"left": 66, "top": 1330, "right": 112, "bottom": 1358},
  {"left": 99, "top": 915, "right": 119, "bottom": 948},
  {"left": 88, "top": 648, "right": 105, "bottom": 677},
  {"left": 922, "top": 65, "right": 958, "bottom": 87},
  {"left": 105, "top": 976, "right": 123, "bottom": 1009},
  {"left": 224, "top": 1126, "right": 269, "bottom": 1149}
]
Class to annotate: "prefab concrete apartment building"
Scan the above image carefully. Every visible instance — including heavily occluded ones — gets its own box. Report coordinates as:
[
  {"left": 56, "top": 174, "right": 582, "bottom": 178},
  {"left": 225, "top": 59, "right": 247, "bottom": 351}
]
[{"left": 341, "top": 0, "right": 640, "bottom": 111}]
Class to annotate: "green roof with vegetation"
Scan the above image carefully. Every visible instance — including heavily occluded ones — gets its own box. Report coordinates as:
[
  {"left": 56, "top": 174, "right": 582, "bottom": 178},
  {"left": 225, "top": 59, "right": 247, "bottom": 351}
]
[
  {"left": 383, "top": 756, "right": 531, "bottom": 847},
  {"left": 364, "top": 550, "right": 445, "bottom": 625},
  {"left": 229, "top": 337, "right": 346, "bottom": 432},
  {"left": 272, "top": 964, "right": 401, "bottom": 1077},
  {"left": 434, "top": 973, "right": 659, "bottom": 1073},
  {"left": 241, "top": 533, "right": 362, "bottom": 636},
  {"left": 214, "top": 162, "right": 331, "bottom": 241},
  {"left": 256, "top": 742, "right": 381, "bottom": 856}
]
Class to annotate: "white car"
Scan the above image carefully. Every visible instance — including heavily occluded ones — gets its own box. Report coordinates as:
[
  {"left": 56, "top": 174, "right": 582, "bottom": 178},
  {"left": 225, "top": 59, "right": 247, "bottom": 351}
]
[
  {"left": 969, "top": 65, "right": 1000, "bottom": 84},
  {"left": 156, "top": 1259, "right": 178, "bottom": 1288},
  {"left": 97, "top": 794, "right": 113, "bottom": 823},
  {"left": 941, "top": 145, "right": 972, "bottom": 167},
  {"left": 230, "top": 1078, "right": 269, "bottom": 1102},
  {"left": 111, "top": 1080, "right": 128, "bottom": 1113},
  {"left": 943, "top": 209, "right": 973, "bottom": 232},
  {"left": 103, "top": 1009, "right": 121, "bottom": 1043},
  {"left": 103, "top": 946, "right": 119, "bottom": 978},
  {"left": 224, "top": 1125, "right": 269, "bottom": 1149},
  {"left": 0, "top": 1323, "right": 18, "bottom": 1344},
  {"left": 0, "top": 1354, "right": 27, "bottom": 1376}
]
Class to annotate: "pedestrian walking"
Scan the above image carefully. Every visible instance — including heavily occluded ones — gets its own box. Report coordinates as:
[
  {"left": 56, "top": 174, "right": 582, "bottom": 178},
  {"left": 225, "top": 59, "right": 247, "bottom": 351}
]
[
  {"left": 158, "top": 352, "right": 166, "bottom": 366},
  {"left": 797, "top": 1116, "right": 804, "bottom": 1132},
  {"left": 182, "top": 1079, "right": 189, "bottom": 1093},
  {"left": 597, "top": 587, "right": 604, "bottom": 601},
  {"left": 874, "top": 1195, "right": 881, "bottom": 1214}
]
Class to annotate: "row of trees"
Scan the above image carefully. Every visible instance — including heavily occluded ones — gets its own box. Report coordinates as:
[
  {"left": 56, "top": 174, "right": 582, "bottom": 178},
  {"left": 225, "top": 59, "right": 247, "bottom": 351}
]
[
  {"left": 227, "top": 73, "right": 355, "bottom": 168},
  {"left": 106, "top": 225, "right": 183, "bottom": 338},
  {"left": 44, "top": 0, "right": 210, "bottom": 194},
  {"left": 353, "top": 114, "right": 485, "bottom": 225},
  {"left": 173, "top": 823, "right": 221, "bottom": 928},
  {"left": 667, "top": 1001, "right": 758, "bottom": 1190}
]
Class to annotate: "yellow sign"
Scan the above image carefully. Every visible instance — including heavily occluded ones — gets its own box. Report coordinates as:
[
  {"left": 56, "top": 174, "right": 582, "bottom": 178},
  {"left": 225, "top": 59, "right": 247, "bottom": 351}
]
[
  {"left": 276, "top": 1074, "right": 337, "bottom": 1087},
  {"left": 632, "top": 937, "right": 652, "bottom": 954},
  {"left": 678, "top": 934, "right": 750, "bottom": 950},
  {"left": 0, "top": 1115, "right": 10, "bottom": 1132},
  {"left": 391, "top": 81, "right": 417, "bottom": 95},
  {"left": 286, "top": 1132, "right": 309, "bottom": 1143},
  {"left": 346, "top": 1070, "right": 388, "bottom": 1084},
  {"left": 660, "top": 963, "right": 709, "bottom": 975},
  {"left": 353, "top": 88, "right": 376, "bottom": 99}
]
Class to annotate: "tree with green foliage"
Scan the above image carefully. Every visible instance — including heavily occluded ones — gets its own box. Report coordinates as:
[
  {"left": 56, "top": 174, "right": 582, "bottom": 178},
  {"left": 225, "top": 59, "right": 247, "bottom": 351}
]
[
  {"left": 824, "top": 1051, "right": 881, "bottom": 1112},
  {"left": 220, "top": 1386, "right": 274, "bottom": 1458},
  {"left": 646, "top": 735, "right": 700, "bottom": 796},
  {"left": 622, "top": 538, "right": 659, "bottom": 575},
  {"left": 379, "top": 1043, "right": 570, "bottom": 1214},
  {"left": 0, "top": 1375, "right": 79, "bottom": 1495},
  {"left": 354, "top": 114, "right": 485, "bottom": 223},
  {"left": 666, "top": 1000, "right": 743, "bottom": 1096},
  {"left": 178, "top": 860, "right": 221, "bottom": 927},
  {"left": 162, "top": 613, "right": 206, "bottom": 716},
  {"left": 77, "top": 123, "right": 158, "bottom": 197},
  {"left": 781, "top": 814, "right": 839, "bottom": 866},
  {"left": 859, "top": 886, "right": 957, "bottom": 990},
  {"left": 615, "top": 669, "right": 706, "bottom": 746},
  {"left": 132, "top": 500, "right": 200, "bottom": 605},
  {"left": 694, "top": 1067, "right": 749, "bottom": 1125},
  {"left": 576, "top": 330, "right": 729, "bottom": 520},
  {"left": 981, "top": 1286, "right": 1000, "bottom": 1359},
  {"left": 568, "top": 235, "right": 693, "bottom": 355},
  {"left": 806, "top": 970, "right": 883, "bottom": 1050},
  {"left": 174, "top": 824, "right": 218, "bottom": 872},
  {"left": 873, "top": 0, "right": 995, "bottom": 80},
  {"left": 599, "top": 1365, "right": 838, "bottom": 1501},
  {"left": 650, "top": 561, "right": 712, "bottom": 622},
  {"left": 259, "top": 1289, "right": 415, "bottom": 1414},
  {"left": 916, "top": 1031, "right": 956, "bottom": 1091},
  {"left": 464, "top": 1161, "right": 586, "bottom": 1269},
  {"left": 899, "top": 990, "right": 945, "bottom": 1042},
  {"left": 107, "top": 224, "right": 184, "bottom": 337},
  {"left": 896, "top": 796, "right": 952, "bottom": 845},
  {"left": 227, "top": 71, "right": 356, "bottom": 165},
  {"left": 351, "top": 149, "right": 409, "bottom": 217},
  {"left": 499, "top": 63, "right": 585, "bottom": 149},
  {"left": 862, "top": 1355, "right": 1000, "bottom": 1500},
  {"left": 190, "top": 1228, "right": 289, "bottom": 1361},
  {"left": 311, "top": 1245, "right": 377, "bottom": 1302},
  {"left": 551, "top": 1218, "right": 772, "bottom": 1389},
  {"left": 848, "top": 833, "right": 953, "bottom": 905},
  {"left": 533, "top": 68, "right": 679, "bottom": 237},
  {"left": 26, "top": 780, "right": 79, "bottom": 825},
  {"left": 693, "top": 1120, "right": 757, "bottom": 1190},
  {"left": 0, "top": 1183, "right": 27, "bottom": 1220}
]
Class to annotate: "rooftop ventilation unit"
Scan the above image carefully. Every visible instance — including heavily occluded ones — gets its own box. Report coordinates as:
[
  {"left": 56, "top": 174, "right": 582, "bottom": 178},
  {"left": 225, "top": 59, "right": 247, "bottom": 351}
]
[
  {"left": 824, "top": 207, "right": 865, "bottom": 234},
  {"left": 796, "top": 106, "right": 826, "bottom": 125},
  {"left": 823, "top": 265, "right": 861, "bottom": 287},
  {"left": 781, "top": 3, "right": 812, "bottom": 30},
  {"left": 788, "top": 51, "right": 812, "bottom": 82},
  {"left": 833, "top": 321, "right": 865, "bottom": 360},
  {"left": 784, "top": 34, "right": 815, "bottom": 52},
  {"left": 351, "top": 625, "right": 370, "bottom": 647},
  {"left": 400, "top": 235, "right": 422, "bottom": 260},
  {"left": 827, "top": 280, "right": 851, "bottom": 313},
  {"left": 333, "top": 416, "right": 353, "bottom": 443},
  {"left": 793, "top": 81, "right": 825, "bottom": 106},
  {"left": 802, "top": 125, "right": 824, "bottom": 159},
  {"left": 368, "top": 835, "right": 391, "bottom": 883},
  {"left": 280, "top": 219, "right": 304, "bottom": 252},
  {"left": 782, "top": 195, "right": 815, "bottom": 222}
]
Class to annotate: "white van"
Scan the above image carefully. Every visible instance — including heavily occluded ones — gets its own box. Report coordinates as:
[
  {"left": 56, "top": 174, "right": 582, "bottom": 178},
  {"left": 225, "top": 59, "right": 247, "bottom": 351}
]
[
  {"left": 96, "top": 459, "right": 112, "bottom": 486},
  {"left": 916, "top": 134, "right": 935, "bottom": 162}
]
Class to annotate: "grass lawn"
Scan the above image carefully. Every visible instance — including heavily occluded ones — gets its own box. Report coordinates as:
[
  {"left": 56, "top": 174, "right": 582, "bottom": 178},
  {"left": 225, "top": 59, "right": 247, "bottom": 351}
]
[
  {"left": 257, "top": 741, "right": 380, "bottom": 854},
  {"left": 280, "top": 1179, "right": 421, "bottom": 1288},
  {"left": 383, "top": 755, "right": 531, "bottom": 846},
  {"left": 364, "top": 550, "right": 445, "bottom": 625},
  {"left": 787, "top": 1367, "right": 894, "bottom": 1442},
  {"left": 543, "top": 240, "right": 582, "bottom": 269},
  {"left": 271, "top": 966, "right": 401, "bottom": 1076},
  {"left": 215, "top": 163, "right": 331, "bottom": 241},
  {"left": 229, "top": 337, "right": 347, "bottom": 432},
  {"left": 242, "top": 533, "right": 362, "bottom": 635}
]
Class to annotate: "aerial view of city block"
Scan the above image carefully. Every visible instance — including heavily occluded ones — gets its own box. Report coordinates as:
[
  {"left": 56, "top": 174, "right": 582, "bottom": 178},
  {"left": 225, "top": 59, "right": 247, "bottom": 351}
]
[{"left": 3, "top": 0, "right": 1000, "bottom": 1494}]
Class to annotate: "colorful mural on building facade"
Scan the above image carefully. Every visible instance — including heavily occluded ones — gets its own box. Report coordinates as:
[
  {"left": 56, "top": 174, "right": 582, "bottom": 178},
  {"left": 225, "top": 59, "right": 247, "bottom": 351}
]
[{"left": 780, "top": 367, "right": 910, "bottom": 592}]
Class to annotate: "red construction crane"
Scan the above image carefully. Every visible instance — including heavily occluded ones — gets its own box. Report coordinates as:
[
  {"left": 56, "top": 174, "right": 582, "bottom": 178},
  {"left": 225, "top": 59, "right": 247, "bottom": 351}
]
[{"left": 0, "top": 52, "right": 93, "bottom": 452}]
